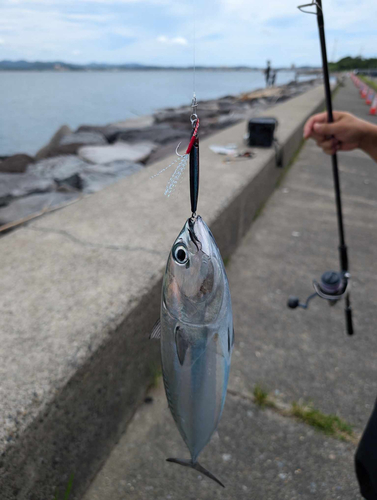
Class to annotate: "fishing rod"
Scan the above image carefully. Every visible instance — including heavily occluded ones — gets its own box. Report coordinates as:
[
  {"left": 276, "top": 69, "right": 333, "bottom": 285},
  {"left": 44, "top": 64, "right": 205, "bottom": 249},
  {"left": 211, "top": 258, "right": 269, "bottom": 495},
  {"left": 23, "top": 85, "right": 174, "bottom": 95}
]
[{"left": 287, "top": 0, "right": 354, "bottom": 336}]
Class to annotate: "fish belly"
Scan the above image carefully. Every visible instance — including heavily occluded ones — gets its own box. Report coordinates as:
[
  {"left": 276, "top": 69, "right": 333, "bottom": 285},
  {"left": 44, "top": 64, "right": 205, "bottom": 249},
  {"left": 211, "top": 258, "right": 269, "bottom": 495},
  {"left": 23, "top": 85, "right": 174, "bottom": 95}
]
[{"left": 161, "top": 318, "right": 230, "bottom": 462}]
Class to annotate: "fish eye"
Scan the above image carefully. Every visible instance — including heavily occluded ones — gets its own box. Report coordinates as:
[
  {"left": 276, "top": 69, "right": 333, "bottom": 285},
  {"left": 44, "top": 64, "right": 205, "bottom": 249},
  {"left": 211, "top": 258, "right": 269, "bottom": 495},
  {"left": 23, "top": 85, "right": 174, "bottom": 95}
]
[{"left": 173, "top": 244, "right": 188, "bottom": 265}]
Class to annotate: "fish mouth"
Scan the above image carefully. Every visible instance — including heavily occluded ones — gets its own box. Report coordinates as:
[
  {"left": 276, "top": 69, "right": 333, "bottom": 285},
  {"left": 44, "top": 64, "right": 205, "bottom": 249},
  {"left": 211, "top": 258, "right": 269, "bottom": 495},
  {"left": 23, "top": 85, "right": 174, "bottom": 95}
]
[
  {"left": 187, "top": 216, "right": 203, "bottom": 252},
  {"left": 187, "top": 215, "right": 216, "bottom": 258}
]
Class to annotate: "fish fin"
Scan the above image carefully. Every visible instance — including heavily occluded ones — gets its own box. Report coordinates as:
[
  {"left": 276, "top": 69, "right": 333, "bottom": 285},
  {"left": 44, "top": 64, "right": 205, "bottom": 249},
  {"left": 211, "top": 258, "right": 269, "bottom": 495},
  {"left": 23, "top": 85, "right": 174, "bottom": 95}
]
[
  {"left": 149, "top": 319, "right": 161, "bottom": 340},
  {"left": 166, "top": 458, "right": 225, "bottom": 488},
  {"left": 175, "top": 326, "right": 190, "bottom": 365}
]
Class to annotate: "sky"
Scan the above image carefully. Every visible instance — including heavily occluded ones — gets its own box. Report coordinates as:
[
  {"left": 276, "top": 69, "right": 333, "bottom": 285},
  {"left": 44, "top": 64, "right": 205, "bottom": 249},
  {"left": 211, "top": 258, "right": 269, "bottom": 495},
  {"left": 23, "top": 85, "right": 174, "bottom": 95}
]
[{"left": 0, "top": 0, "right": 377, "bottom": 67}]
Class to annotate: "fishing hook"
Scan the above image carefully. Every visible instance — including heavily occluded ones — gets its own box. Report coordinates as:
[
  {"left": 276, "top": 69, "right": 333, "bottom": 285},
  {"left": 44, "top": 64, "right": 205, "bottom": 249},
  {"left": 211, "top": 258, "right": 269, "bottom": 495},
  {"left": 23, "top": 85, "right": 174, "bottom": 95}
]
[
  {"left": 175, "top": 142, "right": 186, "bottom": 158},
  {"left": 175, "top": 118, "right": 200, "bottom": 158}
]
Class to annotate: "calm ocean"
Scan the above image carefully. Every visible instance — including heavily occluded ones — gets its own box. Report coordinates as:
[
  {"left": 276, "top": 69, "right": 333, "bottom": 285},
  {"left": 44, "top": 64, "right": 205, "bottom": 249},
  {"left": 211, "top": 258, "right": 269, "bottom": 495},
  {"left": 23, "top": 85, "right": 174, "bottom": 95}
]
[{"left": 0, "top": 70, "right": 300, "bottom": 156}]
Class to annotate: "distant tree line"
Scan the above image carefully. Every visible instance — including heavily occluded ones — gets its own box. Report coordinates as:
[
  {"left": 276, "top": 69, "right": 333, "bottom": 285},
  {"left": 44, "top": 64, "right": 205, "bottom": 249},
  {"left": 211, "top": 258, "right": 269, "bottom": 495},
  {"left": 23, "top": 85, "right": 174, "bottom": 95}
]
[{"left": 329, "top": 56, "right": 377, "bottom": 71}]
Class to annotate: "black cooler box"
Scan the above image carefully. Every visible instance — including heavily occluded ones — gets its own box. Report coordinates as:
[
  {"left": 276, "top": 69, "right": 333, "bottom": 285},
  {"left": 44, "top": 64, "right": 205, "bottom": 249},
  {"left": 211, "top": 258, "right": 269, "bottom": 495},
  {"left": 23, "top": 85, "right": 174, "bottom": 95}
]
[{"left": 246, "top": 117, "right": 278, "bottom": 148}]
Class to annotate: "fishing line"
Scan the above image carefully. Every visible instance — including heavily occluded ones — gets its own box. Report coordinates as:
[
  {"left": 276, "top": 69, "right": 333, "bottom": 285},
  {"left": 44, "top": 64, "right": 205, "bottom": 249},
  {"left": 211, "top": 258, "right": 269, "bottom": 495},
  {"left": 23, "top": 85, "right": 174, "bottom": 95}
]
[
  {"left": 151, "top": 0, "right": 200, "bottom": 202},
  {"left": 192, "top": 0, "right": 196, "bottom": 96}
]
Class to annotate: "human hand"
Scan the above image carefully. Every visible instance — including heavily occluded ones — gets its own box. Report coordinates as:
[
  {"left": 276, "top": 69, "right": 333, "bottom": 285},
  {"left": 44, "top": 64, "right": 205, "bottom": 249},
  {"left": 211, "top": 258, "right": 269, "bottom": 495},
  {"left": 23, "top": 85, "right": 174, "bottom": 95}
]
[{"left": 303, "top": 111, "right": 369, "bottom": 155}]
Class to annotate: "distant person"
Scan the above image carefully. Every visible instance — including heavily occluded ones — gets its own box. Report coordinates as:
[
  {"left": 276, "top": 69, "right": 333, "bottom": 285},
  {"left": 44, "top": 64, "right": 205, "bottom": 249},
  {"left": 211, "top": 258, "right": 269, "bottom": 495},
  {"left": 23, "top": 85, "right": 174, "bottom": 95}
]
[
  {"left": 304, "top": 109, "right": 377, "bottom": 500},
  {"left": 265, "top": 60, "right": 271, "bottom": 87}
]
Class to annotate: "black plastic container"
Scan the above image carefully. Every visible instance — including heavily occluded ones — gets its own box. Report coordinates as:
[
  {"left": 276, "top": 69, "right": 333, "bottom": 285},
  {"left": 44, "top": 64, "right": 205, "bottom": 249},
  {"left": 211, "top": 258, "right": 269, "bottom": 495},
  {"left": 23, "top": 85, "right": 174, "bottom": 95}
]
[{"left": 247, "top": 117, "right": 277, "bottom": 147}]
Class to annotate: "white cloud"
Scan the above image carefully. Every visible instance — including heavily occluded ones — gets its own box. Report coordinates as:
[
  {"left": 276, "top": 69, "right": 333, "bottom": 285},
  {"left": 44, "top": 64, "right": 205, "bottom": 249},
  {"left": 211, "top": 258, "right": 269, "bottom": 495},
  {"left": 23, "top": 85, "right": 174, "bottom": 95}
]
[
  {"left": 4, "top": 0, "right": 170, "bottom": 3},
  {"left": 0, "top": 0, "right": 376, "bottom": 66},
  {"left": 157, "top": 35, "right": 188, "bottom": 45}
]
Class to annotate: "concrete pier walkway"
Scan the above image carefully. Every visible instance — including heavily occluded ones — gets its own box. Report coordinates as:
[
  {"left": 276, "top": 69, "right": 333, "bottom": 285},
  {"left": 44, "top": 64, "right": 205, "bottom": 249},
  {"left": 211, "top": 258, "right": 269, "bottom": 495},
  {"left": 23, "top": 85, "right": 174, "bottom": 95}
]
[{"left": 83, "top": 79, "right": 377, "bottom": 499}]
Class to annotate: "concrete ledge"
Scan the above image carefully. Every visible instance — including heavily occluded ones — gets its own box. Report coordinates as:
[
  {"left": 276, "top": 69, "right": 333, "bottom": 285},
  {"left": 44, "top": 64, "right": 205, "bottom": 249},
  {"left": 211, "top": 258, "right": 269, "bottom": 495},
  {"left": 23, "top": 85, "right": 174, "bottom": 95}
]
[{"left": 0, "top": 85, "right": 327, "bottom": 499}]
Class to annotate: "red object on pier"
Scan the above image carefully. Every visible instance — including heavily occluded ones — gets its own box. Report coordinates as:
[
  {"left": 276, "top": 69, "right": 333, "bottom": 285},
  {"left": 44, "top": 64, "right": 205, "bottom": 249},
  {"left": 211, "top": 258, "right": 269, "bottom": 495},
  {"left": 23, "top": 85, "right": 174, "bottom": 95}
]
[
  {"left": 370, "top": 95, "right": 377, "bottom": 115},
  {"left": 366, "top": 91, "right": 374, "bottom": 105}
]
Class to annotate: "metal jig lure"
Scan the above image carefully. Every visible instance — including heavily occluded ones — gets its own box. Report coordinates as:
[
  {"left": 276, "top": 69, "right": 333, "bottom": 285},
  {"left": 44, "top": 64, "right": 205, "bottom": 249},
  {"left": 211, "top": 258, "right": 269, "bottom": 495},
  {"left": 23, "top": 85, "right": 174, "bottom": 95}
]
[
  {"left": 152, "top": 96, "right": 200, "bottom": 207},
  {"left": 287, "top": 0, "right": 354, "bottom": 336},
  {"left": 174, "top": 95, "right": 200, "bottom": 216}
]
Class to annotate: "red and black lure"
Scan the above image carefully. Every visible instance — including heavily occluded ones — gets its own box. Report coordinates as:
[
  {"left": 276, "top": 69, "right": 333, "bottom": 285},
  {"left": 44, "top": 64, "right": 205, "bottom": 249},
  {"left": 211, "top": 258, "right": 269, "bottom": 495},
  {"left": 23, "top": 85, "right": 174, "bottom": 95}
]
[{"left": 152, "top": 95, "right": 200, "bottom": 216}]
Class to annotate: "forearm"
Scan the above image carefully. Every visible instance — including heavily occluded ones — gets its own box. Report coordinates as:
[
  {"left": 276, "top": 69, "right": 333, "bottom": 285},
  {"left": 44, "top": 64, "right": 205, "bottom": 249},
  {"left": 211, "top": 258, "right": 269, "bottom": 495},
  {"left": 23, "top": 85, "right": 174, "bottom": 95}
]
[{"left": 360, "top": 121, "right": 377, "bottom": 163}]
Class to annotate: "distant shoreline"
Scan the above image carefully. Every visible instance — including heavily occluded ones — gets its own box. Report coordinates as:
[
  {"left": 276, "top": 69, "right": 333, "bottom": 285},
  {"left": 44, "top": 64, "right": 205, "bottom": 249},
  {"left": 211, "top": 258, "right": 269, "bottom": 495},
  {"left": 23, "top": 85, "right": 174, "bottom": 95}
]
[
  {"left": 0, "top": 68, "right": 264, "bottom": 72},
  {"left": 0, "top": 61, "right": 320, "bottom": 73}
]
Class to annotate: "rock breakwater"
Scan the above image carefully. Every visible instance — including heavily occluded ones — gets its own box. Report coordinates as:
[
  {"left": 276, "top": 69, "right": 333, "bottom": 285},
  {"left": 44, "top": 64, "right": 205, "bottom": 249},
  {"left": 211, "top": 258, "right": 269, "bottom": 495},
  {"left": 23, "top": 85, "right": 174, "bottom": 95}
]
[{"left": 0, "top": 78, "right": 319, "bottom": 230}]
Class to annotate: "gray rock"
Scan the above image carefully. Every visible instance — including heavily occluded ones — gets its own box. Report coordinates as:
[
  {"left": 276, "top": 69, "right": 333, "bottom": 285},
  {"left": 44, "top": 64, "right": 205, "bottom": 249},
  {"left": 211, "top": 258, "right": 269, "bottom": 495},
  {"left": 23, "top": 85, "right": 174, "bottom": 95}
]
[
  {"left": 35, "top": 125, "right": 72, "bottom": 160},
  {"left": 79, "top": 142, "right": 156, "bottom": 165},
  {"left": 76, "top": 125, "right": 121, "bottom": 143},
  {"left": 0, "top": 154, "right": 34, "bottom": 174},
  {"left": 109, "top": 115, "right": 154, "bottom": 129},
  {"left": 56, "top": 174, "right": 83, "bottom": 191},
  {"left": 0, "top": 192, "right": 79, "bottom": 227},
  {"left": 0, "top": 173, "right": 56, "bottom": 206},
  {"left": 59, "top": 132, "right": 107, "bottom": 147},
  {"left": 154, "top": 105, "right": 219, "bottom": 125},
  {"left": 114, "top": 124, "right": 186, "bottom": 145},
  {"left": 28, "top": 156, "right": 88, "bottom": 188},
  {"left": 37, "top": 143, "right": 86, "bottom": 159},
  {"left": 80, "top": 161, "right": 143, "bottom": 193}
]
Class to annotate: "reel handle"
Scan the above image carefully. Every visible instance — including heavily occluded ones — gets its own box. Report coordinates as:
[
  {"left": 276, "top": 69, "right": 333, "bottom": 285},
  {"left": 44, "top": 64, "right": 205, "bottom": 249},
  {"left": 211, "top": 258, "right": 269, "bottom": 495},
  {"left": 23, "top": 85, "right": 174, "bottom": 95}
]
[{"left": 287, "top": 293, "right": 317, "bottom": 310}]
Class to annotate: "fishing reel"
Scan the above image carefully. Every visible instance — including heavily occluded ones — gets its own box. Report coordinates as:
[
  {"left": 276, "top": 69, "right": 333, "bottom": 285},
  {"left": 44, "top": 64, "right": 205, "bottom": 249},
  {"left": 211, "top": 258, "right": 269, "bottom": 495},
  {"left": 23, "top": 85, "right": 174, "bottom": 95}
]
[{"left": 288, "top": 270, "right": 354, "bottom": 335}]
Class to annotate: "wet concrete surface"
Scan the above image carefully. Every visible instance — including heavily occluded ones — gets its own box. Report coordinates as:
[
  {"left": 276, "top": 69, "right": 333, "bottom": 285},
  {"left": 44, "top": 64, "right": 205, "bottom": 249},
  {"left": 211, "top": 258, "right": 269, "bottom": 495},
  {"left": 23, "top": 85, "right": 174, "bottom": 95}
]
[{"left": 83, "top": 80, "right": 375, "bottom": 499}]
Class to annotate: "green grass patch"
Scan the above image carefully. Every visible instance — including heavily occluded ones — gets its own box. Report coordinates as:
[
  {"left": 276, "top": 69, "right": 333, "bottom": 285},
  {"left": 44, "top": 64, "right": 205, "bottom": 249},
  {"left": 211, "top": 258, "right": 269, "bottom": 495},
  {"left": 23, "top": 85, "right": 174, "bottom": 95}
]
[
  {"left": 253, "top": 384, "right": 276, "bottom": 409},
  {"left": 291, "top": 402, "right": 354, "bottom": 440},
  {"left": 54, "top": 474, "right": 74, "bottom": 500},
  {"left": 250, "top": 382, "right": 355, "bottom": 443},
  {"left": 359, "top": 75, "right": 377, "bottom": 93}
]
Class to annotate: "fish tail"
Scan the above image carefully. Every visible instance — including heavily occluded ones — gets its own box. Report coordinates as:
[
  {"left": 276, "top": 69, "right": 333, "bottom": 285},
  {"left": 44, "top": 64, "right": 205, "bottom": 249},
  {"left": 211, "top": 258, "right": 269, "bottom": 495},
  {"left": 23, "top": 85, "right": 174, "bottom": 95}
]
[{"left": 166, "top": 458, "right": 225, "bottom": 488}]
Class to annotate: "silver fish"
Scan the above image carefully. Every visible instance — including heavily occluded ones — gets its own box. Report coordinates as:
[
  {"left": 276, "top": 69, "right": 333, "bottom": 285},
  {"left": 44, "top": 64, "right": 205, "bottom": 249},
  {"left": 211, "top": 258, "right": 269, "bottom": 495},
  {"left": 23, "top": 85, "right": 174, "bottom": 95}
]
[{"left": 151, "top": 215, "right": 233, "bottom": 487}]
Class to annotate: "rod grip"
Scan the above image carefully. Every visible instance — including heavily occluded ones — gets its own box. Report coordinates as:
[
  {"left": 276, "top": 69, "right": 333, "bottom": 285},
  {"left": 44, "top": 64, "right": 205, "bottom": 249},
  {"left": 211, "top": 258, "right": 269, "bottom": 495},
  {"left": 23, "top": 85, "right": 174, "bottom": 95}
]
[{"left": 345, "top": 299, "right": 354, "bottom": 336}]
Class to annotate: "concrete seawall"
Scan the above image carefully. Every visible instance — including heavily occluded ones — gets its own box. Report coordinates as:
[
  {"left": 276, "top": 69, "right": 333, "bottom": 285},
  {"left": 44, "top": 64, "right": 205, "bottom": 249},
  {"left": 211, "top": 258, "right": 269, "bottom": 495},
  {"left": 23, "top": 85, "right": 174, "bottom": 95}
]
[{"left": 0, "top": 84, "right": 327, "bottom": 499}]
